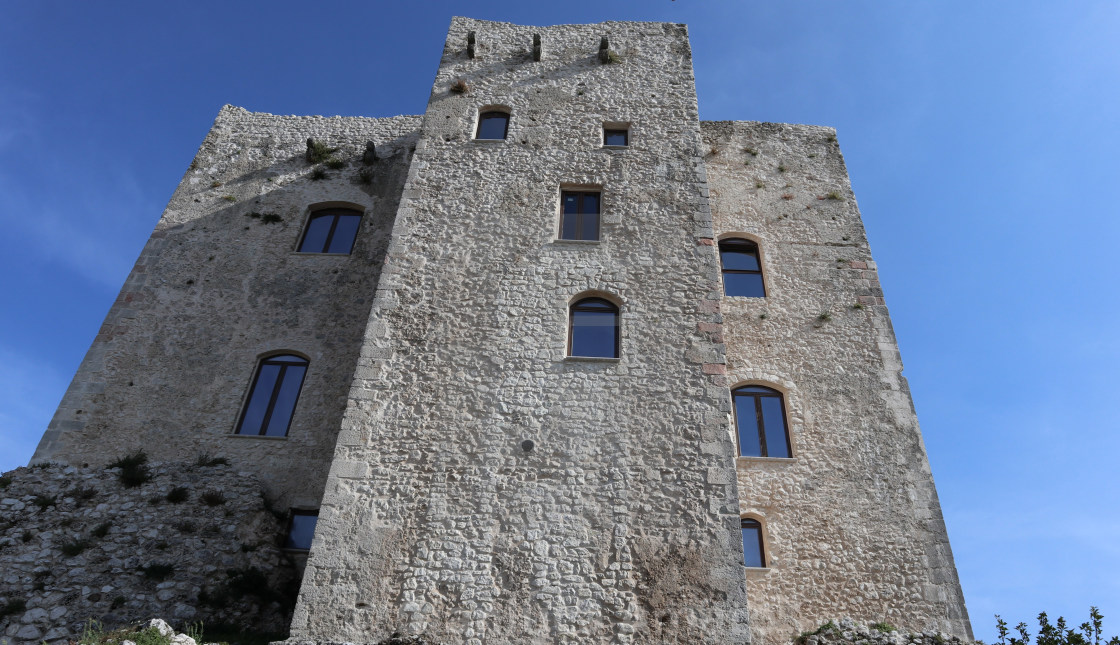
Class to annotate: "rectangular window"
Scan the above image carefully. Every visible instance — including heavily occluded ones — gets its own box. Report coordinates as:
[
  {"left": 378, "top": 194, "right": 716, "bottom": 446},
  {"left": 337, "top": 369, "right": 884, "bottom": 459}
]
[
  {"left": 284, "top": 509, "right": 319, "bottom": 550},
  {"left": 560, "top": 191, "right": 601, "bottom": 241},
  {"left": 603, "top": 128, "right": 628, "bottom": 147}
]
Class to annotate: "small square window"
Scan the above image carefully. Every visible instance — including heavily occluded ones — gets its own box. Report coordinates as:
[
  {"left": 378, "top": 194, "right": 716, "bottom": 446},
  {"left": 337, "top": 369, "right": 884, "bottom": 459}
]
[
  {"left": 284, "top": 509, "right": 319, "bottom": 550},
  {"left": 604, "top": 128, "right": 628, "bottom": 147}
]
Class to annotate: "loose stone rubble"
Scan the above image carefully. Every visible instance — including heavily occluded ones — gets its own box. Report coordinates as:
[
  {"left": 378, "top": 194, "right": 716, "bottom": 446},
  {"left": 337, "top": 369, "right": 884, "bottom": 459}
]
[{"left": 0, "top": 462, "right": 299, "bottom": 644}]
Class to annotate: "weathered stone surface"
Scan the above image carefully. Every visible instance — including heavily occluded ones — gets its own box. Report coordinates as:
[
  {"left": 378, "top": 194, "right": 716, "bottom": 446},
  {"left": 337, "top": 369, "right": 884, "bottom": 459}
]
[
  {"left": 30, "top": 107, "right": 421, "bottom": 511},
  {"left": 702, "top": 121, "right": 971, "bottom": 643}
]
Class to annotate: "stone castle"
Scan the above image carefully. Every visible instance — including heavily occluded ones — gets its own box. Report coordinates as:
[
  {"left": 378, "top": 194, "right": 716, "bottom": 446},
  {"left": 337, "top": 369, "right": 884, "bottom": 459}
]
[{"left": 25, "top": 17, "right": 972, "bottom": 645}]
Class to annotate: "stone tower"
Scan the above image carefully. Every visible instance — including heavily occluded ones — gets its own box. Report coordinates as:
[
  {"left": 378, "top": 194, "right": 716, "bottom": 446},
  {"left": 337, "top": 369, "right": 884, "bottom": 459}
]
[{"left": 29, "top": 17, "right": 971, "bottom": 645}]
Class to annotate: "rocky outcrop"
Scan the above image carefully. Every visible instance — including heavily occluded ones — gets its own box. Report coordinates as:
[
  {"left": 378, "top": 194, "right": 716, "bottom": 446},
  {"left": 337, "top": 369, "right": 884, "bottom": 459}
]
[{"left": 0, "top": 460, "right": 299, "bottom": 644}]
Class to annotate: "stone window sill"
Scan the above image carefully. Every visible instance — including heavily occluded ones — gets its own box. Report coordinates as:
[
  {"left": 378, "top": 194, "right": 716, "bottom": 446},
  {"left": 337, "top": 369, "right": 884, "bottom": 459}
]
[
  {"left": 601, "top": 145, "right": 628, "bottom": 150},
  {"left": 736, "top": 456, "right": 796, "bottom": 465},
  {"left": 227, "top": 433, "right": 289, "bottom": 441},
  {"left": 563, "top": 356, "right": 620, "bottom": 364},
  {"left": 743, "top": 566, "right": 772, "bottom": 576},
  {"left": 552, "top": 239, "right": 601, "bottom": 245},
  {"left": 472, "top": 138, "right": 506, "bottom": 144},
  {"left": 292, "top": 252, "right": 352, "bottom": 257}
]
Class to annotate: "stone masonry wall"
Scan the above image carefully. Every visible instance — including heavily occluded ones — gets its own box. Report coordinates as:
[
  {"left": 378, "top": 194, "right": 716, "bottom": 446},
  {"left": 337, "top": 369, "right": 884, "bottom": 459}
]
[
  {"left": 0, "top": 461, "right": 298, "bottom": 645},
  {"left": 32, "top": 107, "right": 421, "bottom": 508},
  {"left": 701, "top": 121, "right": 971, "bottom": 643},
  {"left": 288, "top": 18, "right": 750, "bottom": 645}
]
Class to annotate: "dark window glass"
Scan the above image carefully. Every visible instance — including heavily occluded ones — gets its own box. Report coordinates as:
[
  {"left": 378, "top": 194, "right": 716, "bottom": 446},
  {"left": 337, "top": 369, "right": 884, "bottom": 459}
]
[
  {"left": 732, "top": 385, "right": 791, "bottom": 458},
  {"left": 560, "top": 191, "right": 601, "bottom": 241},
  {"left": 298, "top": 209, "right": 362, "bottom": 254},
  {"left": 236, "top": 355, "right": 308, "bottom": 437},
  {"left": 476, "top": 111, "right": 509, "bottom": 140},
  {"left": 719, "top": 239, "right": 766, "bottom": 297},
  {"left": 284, "top": 509, "right": 319, "bottom": 550},
  {"left": 741, "top": 518, "right": 766, "bottom": 567},
  {"left": 569, "top": 297, "right": 619, "bottom": 358},
  {"left": 604, "top": 128, "right": 628, "bottom": 146}
]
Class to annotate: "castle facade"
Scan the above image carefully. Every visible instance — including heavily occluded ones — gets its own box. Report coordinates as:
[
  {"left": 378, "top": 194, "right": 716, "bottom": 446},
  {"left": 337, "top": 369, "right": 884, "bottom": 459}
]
[{"left": 31, "top": 17, "right": 971, "bottom": 645}]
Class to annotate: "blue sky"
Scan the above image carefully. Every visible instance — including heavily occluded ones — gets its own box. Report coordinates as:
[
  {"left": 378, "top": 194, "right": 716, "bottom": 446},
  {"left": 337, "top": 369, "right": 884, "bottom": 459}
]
[{"left": 1, "top": 1, "right": 1117, "bottom": 640}]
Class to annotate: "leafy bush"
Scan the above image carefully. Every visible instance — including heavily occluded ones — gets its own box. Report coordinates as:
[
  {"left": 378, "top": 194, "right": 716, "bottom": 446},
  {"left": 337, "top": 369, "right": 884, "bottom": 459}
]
[
  {"left": 997, "top": 608, "right": 1119, "bottom": 645},
  {"left": 33, "top": 494, "right": 57, "bottom": 510},
  {"left": 91, "top": 521, "right": 112, "bottom": 538},
  {"left": 0, "top": 475, "right": 11, "bottom": 489},
  {"left": 71, "top": 485, "right": 98, "bottom": 505}
]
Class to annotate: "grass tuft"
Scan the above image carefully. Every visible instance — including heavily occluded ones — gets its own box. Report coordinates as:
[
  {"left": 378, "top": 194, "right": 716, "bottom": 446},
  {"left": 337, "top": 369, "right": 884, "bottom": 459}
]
[
  {"left": 108, "top": 450, "right": 151, "bottom": 488},
  {"left": 61, "top": 538, "right": 91, "bottom": 557},
  {"left": 201, "top": 489, "right": 226, "bottom": 506},
  {"left": 33, "top": 494, "right": 57, "bottom": 511},
  {"left": 139, "top": 562, "right": 175, "bottom": 581},
  {"left": 166, "top": 486, "right": 189, "bottom": 504}
]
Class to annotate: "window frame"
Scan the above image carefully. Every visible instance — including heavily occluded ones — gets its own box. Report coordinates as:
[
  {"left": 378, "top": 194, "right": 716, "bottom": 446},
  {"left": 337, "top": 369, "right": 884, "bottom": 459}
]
[
  {"left": 741, "top": 517, "right": 767, "bottom": 568},
  {"left": 559, "top": 190, "right": 602, "bottom": 241},
  {"left": 296, "top": 208, "right": 363, "bottom": 255},
  {"left": 475, "top": 110, "right": 510, "bottom": 140},
  {"left": 234, "top": 353, "right": 309, "bottom": 438},
  {"left": 567, "top": 296, "right": 620, "bottom": 359},
  {"left": 284, "top": 508, "right": 320, "bottom": 551},
  {"left": 603, "top": 127, "right": 629, "bottom": 147},
  {"left": 718, "top": 238, "right": 766, "bottom": 297},
  {"left": 731, "top": 384, "right": 792, "bottom": 458}
]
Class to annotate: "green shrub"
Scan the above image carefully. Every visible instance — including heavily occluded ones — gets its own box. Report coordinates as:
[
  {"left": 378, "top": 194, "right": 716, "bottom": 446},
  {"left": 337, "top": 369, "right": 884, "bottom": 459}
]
[
  {"left": 261, "top": 213, "right": 282, "bottom": 224},
  {"left": 310, "top": 167, "right": 328, "bottom": 181},
  {"left": 166, "top": 486, "right": 189, "bottom": 503},
  {"left": 33, "top": 494, "right": 57, "bottom": 510},
  {"left": 305, "top": 138, "right": 339, "bottom": 164},
  {"left": 0, "top": 598, "right": 26, "bottom": 620},
  {"left": 325, "top": 158, "right": 346, "bottom": 170},
  {"left": 871, "top": 622, "right": 895, "bottom": 633},
  {"left": 92, "top": 521, "right": 112, "bottom": 538},
  {"left": 201, "top": 489, "right": 226, "bottom": 506},
  {"left": 0, "top": 475, "right": 11, "bottom": 488},
  {"left": 71, "top": 485, "right": 98, "bottom": 504}
]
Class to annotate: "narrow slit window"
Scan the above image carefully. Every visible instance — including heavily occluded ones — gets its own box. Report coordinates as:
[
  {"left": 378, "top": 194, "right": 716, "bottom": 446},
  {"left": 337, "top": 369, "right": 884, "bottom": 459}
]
[
  {"left": 298, "top": 209, "right": 362, "bottom": 254},
  {"left": 560, "top": 191, "right": 601, "bottom": 241},
  {"left": 476, "top": 111, "right": 510, "bottom": 140},
  {"left": 719, "top": 238, "right": 766, "bottom": 297},
  {"left": 732, "top": 385, "right": 791, "bottom": 458},
  {"left": 568, "top": 297, "right": 619, "bottom": 358},
  {"left": 741, "top": 518, "right": 766, "bottom": 568},
  {"left": 236, "top": 354, "right": 308, "bottom": 437}
]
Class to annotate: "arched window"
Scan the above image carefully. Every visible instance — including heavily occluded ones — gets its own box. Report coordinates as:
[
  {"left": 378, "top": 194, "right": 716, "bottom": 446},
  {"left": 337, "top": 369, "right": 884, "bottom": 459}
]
[
  {"left": 741, "top": 517, "right": 766, "bottom": 568},
  {"left": 719, "top": 238, "right": 766, "bottom": 297},
  {"left": 732, "top": 385, "right": 791, "bottom": 458},
  {"left": 568, "top": 297, "right": 619, "bottom": 358},
  {"left": 298, "top": 208, "right": 362, "bottom": 254},
  {"left": 476, "top": 110, "right": 510, "bottom": 140},
  {"left": 236, "top": 354, "right": 308, "bottom": 437}
]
